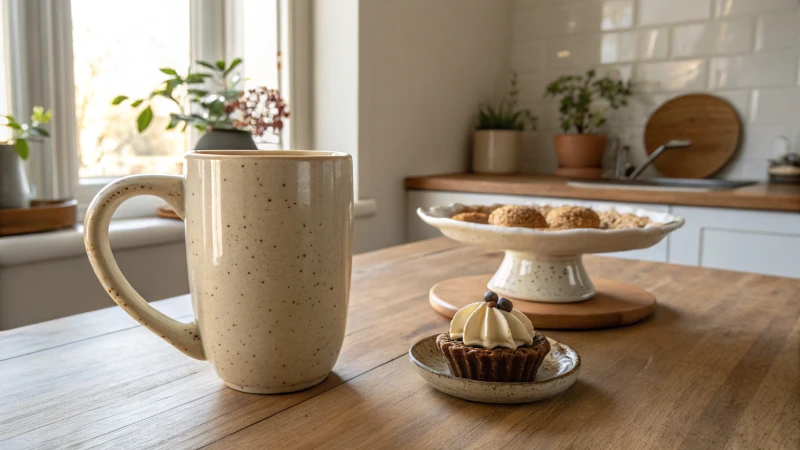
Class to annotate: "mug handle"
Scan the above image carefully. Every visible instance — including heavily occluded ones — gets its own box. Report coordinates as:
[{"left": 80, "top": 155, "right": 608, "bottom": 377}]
[{"left": 83, "top": 175, "right": 205, "bottom": 360}]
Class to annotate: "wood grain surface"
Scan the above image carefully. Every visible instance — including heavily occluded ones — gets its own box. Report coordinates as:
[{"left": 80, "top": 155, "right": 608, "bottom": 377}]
[
  {"left": 0, "top": 199, "right": 78, "bottom": 237},
  {"left": 405, "top": 173, "right": 800, "bottom": 212},
  {"left": 430, "top": 275, "right": 656, "bottom": 329},
  {"left": 644, "top": 94, "right": 741, "bottom": 179},
  {"left": 0, "top": 238, "right": 798, "bottom": 449}
]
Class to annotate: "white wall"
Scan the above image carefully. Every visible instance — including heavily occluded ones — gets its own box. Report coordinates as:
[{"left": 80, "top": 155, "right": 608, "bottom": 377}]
[
  {"left": 313, "top": 0, "right": 360, "bottom": 195},
  {"left": 511, "top": 0, "right": 800, "bottom": 180},
  {"left": 0, "top": 242, "right": 188, "bottom": 330},
  {"left": 353, "top": 0, "right": 512, "bottom": 251}
]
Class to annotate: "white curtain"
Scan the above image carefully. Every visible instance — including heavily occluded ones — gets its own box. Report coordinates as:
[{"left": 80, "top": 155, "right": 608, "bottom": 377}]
[{"left": 6, "top": 0, "right": 78, "bottom": 200}]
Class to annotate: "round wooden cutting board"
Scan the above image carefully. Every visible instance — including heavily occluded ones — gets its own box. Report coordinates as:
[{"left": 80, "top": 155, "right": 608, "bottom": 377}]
[
  {"left": 430, "top": 274, "right": 656, "bottom": 330},
  {"left": 644, "top": 93, "right": 741, "bottom": 179}
]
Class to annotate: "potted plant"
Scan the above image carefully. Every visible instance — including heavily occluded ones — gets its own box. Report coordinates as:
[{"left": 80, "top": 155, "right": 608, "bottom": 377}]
[
  {"left": 0, "top": 107, "right": 53, "bottom": 209},
  {"left": 112, "top": 58, "right": 289, "bottom": 150},
  {"left": 473, "top": 72, "right": 537, "bottom": 174},
  {"left": 544, "top": 69, "right": 632, "bottom": 175}
]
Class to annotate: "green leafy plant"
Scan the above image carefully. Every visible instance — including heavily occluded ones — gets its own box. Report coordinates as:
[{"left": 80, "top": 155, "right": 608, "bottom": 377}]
[
  {"left": 112, "top": 58, "right": 245, "bottom": 133},
  {"left": 1, "top": 107, "right": 53, "bottom": 159},
  {"left": 476, "top": 72, "right": 537, "bottom": 131},
  {"left": 544, "top": 69, "right": 632, "bottom": 134}
]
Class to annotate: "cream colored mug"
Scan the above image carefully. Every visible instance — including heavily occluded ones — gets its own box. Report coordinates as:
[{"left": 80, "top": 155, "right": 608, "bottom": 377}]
[{"left": 84, "top": 150, "right": 353, "bottom": 394}]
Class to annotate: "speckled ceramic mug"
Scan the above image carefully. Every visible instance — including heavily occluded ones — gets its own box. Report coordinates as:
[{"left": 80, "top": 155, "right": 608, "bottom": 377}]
[{"left": 84, "top": 150, "right": 353, "bottom": 394}]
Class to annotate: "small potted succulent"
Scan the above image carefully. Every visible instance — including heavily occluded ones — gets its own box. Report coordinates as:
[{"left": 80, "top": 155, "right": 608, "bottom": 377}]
[
  {"left": 473, "top": 72, "right": 537, "bottom": 174},
  {"left": 112, "top": 58, "right": 289, "bottom": 150},
  {"left": 544, "top": 70, "right": 632, "bottom": 175},
  {"left": 0, "top": 107, "right": 53, "bottom": 209}
]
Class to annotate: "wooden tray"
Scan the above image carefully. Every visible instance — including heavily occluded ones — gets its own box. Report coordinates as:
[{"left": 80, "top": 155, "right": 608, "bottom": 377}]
[
  {"left": 0, "top": 199, "right": 78, "bottom": 237},
  {"left": 430, "top": 274, "right": 656, "bottom": 330},
  {"left": 156, "top": 205, "right": 182, "bottom": 220}
]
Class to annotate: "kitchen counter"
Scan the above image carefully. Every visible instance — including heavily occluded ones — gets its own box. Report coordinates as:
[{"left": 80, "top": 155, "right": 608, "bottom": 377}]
[
  {"left": 1, "top": 238, "right": 798, "bottom": 448},
  {"left": 405, "top": 173, "right": 800, "bottom": 212}
]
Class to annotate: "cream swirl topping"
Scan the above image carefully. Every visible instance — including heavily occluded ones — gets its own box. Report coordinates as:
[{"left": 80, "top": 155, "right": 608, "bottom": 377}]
[{"left": 449, "top": 301, "right": 535, "bottom": 349}]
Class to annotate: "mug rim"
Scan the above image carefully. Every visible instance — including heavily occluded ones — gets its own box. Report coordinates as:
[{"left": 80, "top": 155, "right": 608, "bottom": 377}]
[{"left": 187, "top": 150, "right": 350, "bottom": 159}]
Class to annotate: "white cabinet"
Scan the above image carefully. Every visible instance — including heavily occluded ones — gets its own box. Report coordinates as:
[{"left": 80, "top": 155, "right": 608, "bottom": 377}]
[
  {"left": 669, "top": 206, "right": 800, "bottom": 278},
  {"left": 407, "top": 190, "right": 800, "bottom": 278}
]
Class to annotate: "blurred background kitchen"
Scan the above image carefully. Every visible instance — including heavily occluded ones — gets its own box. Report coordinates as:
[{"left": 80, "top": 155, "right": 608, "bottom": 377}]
[{"left": 1, "top": 0, "right": 798, "bottom": 330}]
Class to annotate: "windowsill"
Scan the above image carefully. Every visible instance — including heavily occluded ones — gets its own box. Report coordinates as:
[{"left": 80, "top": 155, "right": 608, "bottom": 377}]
[
  {"left": 0, "top": 218, "right": 185, "bottom": 267},
  {"left": 0, "top": 199, "right": 378, "bottom": 267}
]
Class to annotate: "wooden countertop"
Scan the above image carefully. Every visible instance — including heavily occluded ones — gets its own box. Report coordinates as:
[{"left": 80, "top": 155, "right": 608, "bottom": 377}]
[
  {"left": 405, "top": 173, "right": 800, "bottom": 212},
  {"left": 1, "top": 238, "right": 799, "bottom": 448}
]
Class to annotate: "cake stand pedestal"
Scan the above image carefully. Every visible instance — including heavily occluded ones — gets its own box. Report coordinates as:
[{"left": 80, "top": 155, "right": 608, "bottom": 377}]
[{"left": 430, "top": 274, "right": 656, "bottom": 330}]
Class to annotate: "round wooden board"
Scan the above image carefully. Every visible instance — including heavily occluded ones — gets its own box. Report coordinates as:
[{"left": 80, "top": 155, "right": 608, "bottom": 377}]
[
  {"left": 430, "top": 274, "right": 656, "bottom": 330},
  {"left": 644, "top": 93, "right": 741, "bottom": 179}
]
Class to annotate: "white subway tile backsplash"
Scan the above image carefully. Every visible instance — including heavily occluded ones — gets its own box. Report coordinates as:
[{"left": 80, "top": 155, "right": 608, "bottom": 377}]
[
  {"left": 709, "top": 50, "right": 798, "bottom": 88},
  {"left": 514, "top": 2, "right": 603, "bottom": 40},
  {"left": 715, "top": 0, "right": 797, "bottom": 17},
  {"left": 512, "top": 41, "right": 545, "bottom": 73},
  {"left": 634, "top": 60, "right": 708, "bottom": 91},
  {"left": 601, "top": 0, "right": 634, "bottom": 31},
  {"left": 610, "top": 92, "right": 675, "bottom": 126},
  {"left": 601, "top": 28, "right": 668, "bottom": 63},
  {"left": 638, "top": 0, "right": 712, "bottom": 26},
  {"left": 738, "top": 125, "right": 795, "bottom": 159},
  {"left": 712, "top": 89, "right": 751, "bottom": 121},
  {"left": 516, "top": 73, "right": 550, "bottom": 104},
  {"left": 671, "top": 18, "right": 754, "bottom": 57},
  {"left": 750, "top": 88, "right": 800, "bottom": 125},
  {"left": 510, "top": 0, "right": 800, "bottom": 180},
  {"left": 755, "top": 13, "right": 800, "bottom": 51},
  {"left": 547, "top": 36, "right": 601, "bottom": 70}
]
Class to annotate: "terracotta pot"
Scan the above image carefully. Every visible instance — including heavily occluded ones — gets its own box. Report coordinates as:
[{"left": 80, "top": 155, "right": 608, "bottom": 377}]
[
  {"left": 553, "top": 134, "right": 607, "bottom": 168},
  {"left": 472, "top": 130, "right": 521, "bottom": 174}
]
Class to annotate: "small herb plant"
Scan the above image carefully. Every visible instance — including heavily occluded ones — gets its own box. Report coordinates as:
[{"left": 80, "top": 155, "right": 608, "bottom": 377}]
[
  {"left": 1, "top": 107, "right": 53, "bottom": 159},
  {"left": 544, "top": 69, "right": 632, "bottom": 134},
  {"left": 112, "top": 59, "right": 242, "bottom": 133},
  {"left": 111, "top": 58, "right": 287, "bottom": 136},
  {"left": 476, "top": 72, "right": 537, "bottom": 131}
]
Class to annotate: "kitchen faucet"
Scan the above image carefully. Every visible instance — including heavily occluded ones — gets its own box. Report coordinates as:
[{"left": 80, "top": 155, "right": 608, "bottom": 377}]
[{"left": 617, "top": 139, "right": 693, "bottom": 180}]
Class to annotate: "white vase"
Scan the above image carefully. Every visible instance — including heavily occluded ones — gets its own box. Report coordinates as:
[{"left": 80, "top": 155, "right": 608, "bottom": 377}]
[
  {"left": 472, "top": 130, "right": 522, "bottom": 174},
  {"left": 0, "top": 144, "right": 30, "bottom": 209}
]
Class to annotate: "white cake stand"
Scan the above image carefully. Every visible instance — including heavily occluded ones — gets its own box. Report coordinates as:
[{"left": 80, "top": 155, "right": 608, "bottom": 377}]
[{"left": 418, "top": 202, "right": 684, "bottom": 304}]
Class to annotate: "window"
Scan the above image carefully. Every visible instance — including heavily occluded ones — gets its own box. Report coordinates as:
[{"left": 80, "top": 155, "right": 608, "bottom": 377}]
[
  {"left": 3, "top": 0, "right": 303, "bottom": 219},
  {"left": 72, "top": 0, "right": 191, "bottom": 178},
  {"left": 229, "top": 0, "right": 283, "bottom": 147}
]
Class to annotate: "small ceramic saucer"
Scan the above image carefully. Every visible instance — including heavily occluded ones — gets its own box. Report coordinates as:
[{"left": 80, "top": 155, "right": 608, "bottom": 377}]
[{"left": 408, "top": 334, "right": 580, "bottom": 404}]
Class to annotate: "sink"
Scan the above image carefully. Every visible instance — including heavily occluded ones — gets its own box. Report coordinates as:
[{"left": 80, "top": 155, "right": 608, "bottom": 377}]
[{"left": 567, "top": 178, "right": 758, "bottom": 192}]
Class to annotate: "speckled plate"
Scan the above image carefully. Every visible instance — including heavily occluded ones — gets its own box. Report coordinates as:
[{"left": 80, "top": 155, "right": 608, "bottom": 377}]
[
  {"left": 417, "top": 202, "right": 684, "bottom": 255},
  {"left": 417, "top": 202, "right": 685, "bottom": 302},
  {"left": 409, "top": 334, "right": 580, "bottom": 404}
]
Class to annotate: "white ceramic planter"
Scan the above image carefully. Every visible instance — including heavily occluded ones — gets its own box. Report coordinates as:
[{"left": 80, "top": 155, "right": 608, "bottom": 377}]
[
  {"left": 472, "top": 130, "right": 521, "bottom": 174},
  {"left": 417, "top": 202, "right": 684, "bottom": 303},
  {"left": 0, "top": 144, "right": 31, "bottom": 209}
]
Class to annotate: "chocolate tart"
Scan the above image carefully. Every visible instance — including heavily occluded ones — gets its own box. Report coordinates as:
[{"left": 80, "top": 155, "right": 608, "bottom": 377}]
[{"left": 436, "top": 332, "right": 550, "bottom": 382}]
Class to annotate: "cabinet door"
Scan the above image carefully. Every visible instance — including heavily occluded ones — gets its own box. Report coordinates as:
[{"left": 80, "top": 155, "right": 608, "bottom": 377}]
[
  {"left": 407, "top": 191, "right": 670, "bottom": 262},
  {"left": 669, "top": 206, "right": 800, "bottom": 278}
]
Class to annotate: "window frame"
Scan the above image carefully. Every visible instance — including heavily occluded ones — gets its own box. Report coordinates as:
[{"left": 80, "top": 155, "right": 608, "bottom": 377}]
[{"left": 5, "top": 0, "right": 308, "bottom": 220}]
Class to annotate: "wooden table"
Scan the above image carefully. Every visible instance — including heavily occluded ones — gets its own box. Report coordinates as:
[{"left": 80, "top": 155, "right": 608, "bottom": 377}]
[{"left": 1, "top": 238, "right": 798, "bottom": 449}]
